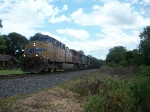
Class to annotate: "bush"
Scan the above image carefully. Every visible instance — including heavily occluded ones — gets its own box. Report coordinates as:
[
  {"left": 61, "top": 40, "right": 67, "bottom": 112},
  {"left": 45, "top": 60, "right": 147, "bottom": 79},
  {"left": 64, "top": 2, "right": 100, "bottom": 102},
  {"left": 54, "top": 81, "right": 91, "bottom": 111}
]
[
  {"left": 71, "top": 81, "right": 89, "bottom": 96},
  {"left": 131, "top": 76, "right": 150, "bottom": 111},
  {"left": 135, "top": 65, "right": 150, "bottom": 76},
  {"left": 85, "top": 95, "right": 104, "bottom": 112},
  {"left": 131, "top": 65, "right": 150, "bottom": 111},
  {"left": 85, "top": 78, "right": 136, "bottom": 112},
  {"left": 107, "top": 62, "right": 119, "bottom": 67}
]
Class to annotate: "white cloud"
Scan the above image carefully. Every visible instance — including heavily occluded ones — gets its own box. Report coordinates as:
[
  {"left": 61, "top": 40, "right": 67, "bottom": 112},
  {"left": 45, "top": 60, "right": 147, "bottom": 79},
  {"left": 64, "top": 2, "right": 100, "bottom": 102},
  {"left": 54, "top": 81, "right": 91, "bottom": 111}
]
[
  {"left": 92, "top": 5, "right": 101, "bottom": 10},
  {"left": 71, "top": 8, "right": 91, "bottom": 26},
  {"left": 62, "top": 5, "right": 68, "bottom": 11},
  {"left": 100, "top": 0, "right": 118, "bottom": 3},
  {"left": 49, "top": 15, "right": 70, "bottom": 23},
  {"left": 141, "top": 0, "right": 150, "bottom": 5},
  {"left": 128, "top": 0, "right": 138, "bottom": 4},
  {"left": 57, "top": 28, "right": 89, "bottom": 40},
  {"left": 71, "top": 2, "right": 150, "bottom": 29},
  {"left": 0, "top": 0, "right": 60, "bottom": 37},
  {"left": 101, "top": 27, "right": 140, "bottom": 46},
  {"left": 141, "top": 8, "right": 150, "bottom": 17}
]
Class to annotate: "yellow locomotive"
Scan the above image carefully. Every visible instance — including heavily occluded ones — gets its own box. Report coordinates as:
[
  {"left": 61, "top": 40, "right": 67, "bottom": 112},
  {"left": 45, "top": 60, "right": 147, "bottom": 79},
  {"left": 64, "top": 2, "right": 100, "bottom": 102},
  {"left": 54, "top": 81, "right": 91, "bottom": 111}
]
[{"left": 20, "top": 33, "right": 93, "bottom": 73}]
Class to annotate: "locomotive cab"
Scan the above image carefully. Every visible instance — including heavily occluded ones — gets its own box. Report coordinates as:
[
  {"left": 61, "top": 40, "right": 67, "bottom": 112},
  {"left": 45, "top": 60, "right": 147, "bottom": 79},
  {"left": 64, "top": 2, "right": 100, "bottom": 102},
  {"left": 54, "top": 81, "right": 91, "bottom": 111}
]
[
  {"left": 21, "top": 40, "right": 50, "bottom": 73},
  {"left": 20, "top": 33, "right": 66, "bottom": 73}
]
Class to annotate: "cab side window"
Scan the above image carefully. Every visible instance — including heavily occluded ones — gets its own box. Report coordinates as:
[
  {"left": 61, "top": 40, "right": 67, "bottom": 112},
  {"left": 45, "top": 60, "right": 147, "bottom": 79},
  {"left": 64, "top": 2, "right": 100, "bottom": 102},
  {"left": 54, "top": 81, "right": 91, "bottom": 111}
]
[{"left": 52, "top": 39, "right": 57, "bottom": 45}]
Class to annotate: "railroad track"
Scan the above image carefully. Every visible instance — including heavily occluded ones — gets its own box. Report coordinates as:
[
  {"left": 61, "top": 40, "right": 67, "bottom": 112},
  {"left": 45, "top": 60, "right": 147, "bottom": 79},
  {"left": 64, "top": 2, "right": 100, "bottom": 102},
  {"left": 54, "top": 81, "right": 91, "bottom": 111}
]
[
  {"left": 0, "top": 69, "right": 98, "bottom": 98},
  {"left": 0, "top": 70, "right": 82, "bottom": 80}
]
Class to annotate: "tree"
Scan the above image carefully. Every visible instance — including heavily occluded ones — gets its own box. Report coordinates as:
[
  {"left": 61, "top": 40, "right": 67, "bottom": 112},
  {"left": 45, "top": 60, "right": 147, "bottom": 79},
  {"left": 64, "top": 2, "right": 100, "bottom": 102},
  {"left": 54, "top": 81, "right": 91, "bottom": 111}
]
[
  {"left": 79, "top": 50, "right": 84, "bottom": 54},
  {"left": 123, "top": 49, "right": 141, "bottom": 66},
  {"left": 106, "top": 46, "right": 127, "bottom": 65},
  {"left": 0, "top": 36, "right": 7, "bottom": 53},
  {"left": 0, "top": 20, "right": 3, "bottom": 28},
  {"left": 139, "top": 26, "right": 150, "bottom": 65},
  {"left": 6, "top": 32, "right": 29, "bottom": 59},
  {"left": 88, "top": 55, "right": 101, "bottom": 64},
  {"left": 29, "top": 33, "right": 42, "bottom": 41},
  {"left": 0, "top": 20, "right": 7, "bottom": 53}
]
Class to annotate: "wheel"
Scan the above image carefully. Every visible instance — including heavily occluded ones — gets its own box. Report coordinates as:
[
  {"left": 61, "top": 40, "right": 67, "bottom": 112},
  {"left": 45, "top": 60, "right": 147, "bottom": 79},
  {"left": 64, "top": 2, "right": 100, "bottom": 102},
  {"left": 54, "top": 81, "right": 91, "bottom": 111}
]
[{"left": 51, "top": 68, "right": 54, "bottom": 72}]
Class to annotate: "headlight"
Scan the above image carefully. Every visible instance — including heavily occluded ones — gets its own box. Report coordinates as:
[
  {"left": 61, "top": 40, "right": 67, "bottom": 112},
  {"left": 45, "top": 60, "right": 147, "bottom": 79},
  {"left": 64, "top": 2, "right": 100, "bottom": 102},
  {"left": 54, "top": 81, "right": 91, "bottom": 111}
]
[
  {"left": 36, "top": 54, "right": 38, "bottom": 57},
  {"left": 23, "top": 55, "right": 25, "bottom": 57},
  {"left": 33, "top": 42, "right": 35, "bottom": 46}
]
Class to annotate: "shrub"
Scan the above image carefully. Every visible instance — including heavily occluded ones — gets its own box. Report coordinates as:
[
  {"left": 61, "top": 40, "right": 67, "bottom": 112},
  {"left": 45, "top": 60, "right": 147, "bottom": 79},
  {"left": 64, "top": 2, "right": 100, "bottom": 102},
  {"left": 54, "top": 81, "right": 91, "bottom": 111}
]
[
  {"left": 131, "top": 65, "right": 150, "bottom": 111},
  {"left": 85, "top": 78, "right": 136, "bottom": 112},
  {"left": 131, "top": 76, "right": 150, "bottom": 111},
  {"left": 135, "top": 65, "right": 150, "bottom": 76},
  {"left": 71, "top": 81, "right": 89, "bottom": 96},
  {"left": 85, "top": 95, "right": 104, "bottom": 112}
]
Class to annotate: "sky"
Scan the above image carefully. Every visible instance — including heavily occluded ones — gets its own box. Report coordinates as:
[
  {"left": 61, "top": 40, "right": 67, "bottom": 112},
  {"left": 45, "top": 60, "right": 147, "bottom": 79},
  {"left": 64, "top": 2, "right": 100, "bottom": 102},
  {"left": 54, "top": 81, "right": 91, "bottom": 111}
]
[{"left": 0, "top": 0, "right": 150, "bottom": 60}]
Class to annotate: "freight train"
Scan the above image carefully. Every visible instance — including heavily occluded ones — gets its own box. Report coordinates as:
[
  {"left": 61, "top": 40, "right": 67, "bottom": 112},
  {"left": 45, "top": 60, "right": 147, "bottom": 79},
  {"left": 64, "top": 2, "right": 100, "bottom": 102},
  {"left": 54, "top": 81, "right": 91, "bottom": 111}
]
[{"left": 20, "top": 33, "right": 100, "bottom": 73}]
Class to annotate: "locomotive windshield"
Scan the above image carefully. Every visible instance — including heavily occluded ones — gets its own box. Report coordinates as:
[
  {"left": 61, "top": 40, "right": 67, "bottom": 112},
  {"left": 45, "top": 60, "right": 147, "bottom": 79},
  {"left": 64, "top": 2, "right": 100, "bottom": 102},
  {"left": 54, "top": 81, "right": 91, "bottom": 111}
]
[{"left": 30, "top": 33, "right": 51, "bottom": 43}]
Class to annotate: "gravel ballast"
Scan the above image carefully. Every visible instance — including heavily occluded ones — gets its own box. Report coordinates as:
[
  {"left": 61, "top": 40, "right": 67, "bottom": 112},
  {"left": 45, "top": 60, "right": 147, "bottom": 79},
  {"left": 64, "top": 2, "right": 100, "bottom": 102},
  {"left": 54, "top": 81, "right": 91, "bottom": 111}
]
[{"left": 0, "top": 69, "right": 97, "bottom": 98}]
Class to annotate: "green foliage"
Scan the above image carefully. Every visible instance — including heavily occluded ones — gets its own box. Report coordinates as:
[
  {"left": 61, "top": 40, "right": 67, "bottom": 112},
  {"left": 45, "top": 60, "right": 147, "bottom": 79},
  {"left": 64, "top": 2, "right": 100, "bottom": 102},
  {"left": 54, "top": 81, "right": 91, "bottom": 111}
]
[
  {"left": 0, "top": 36, "right": 7, "bottom": 51},
  {"left": 85, "top": 95, "right": 104, "bottom": 112},
  {"left": 72, "top": 81, "right": 89, "bottom": 96},
  {"left": 0, "top": 20, "right": 3, "bottom": 28},
  {"left": 0, "top": 70, "right": 27, "bottom": 75},
  {"left": 79, "top": 50, "right": 84, "bottom": 54},
  {"left": 106, "top": 46, "right": 127, "bottom": 65},
  {"left": 130, "top": 65, "right": 150, "bottom": 112},
  {"left": 123, "top": 49, "right": 141, "bottom": 66},
  {"left": 0, "top": 20, "right": 6, "bottom": 53},
  {"left": 6, "top": 32, "right": 29, "bottom": 59},
  {"left": 131, "top": 76, "right": 150, "bottom": 106},
  {"left": 105, "top": 26, "right": 150, "bottom": 67},
  {"left": 58, "top": 71, "right": 102, "bottom": 97},
  {"left": 139, "top": 26, "right": 150, "bottom": 65},
  {"left": 86, "top": 78, "right": 136, "bottom": 112},
  {"left": 89, "top": 55, "right": 101, "bottom": 64},
  {"left": 107, "top": 61, "right": 120, "bottom": 67},
  {"left": 58, "top": 77, "right": 90, "bottom": 96},
  {"left": 99, "top": 59, "right": 105, "bottom": 65},
  {"left": 134, "top": 65, "right": 150, "bottom": 76},
  {"left": 0, "top": 95, "right": 21, "bottom": 112}
]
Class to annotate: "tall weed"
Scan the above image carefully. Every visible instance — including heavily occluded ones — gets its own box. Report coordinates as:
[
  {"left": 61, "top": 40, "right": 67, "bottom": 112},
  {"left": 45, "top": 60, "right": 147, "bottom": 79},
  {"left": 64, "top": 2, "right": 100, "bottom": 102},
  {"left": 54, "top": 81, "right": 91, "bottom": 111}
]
[
  {"left": 131, "top": 65, "right": 150, "bottom": 111},
  {"left": 86, "top": 78, "right": 136, "bottom": 112}
]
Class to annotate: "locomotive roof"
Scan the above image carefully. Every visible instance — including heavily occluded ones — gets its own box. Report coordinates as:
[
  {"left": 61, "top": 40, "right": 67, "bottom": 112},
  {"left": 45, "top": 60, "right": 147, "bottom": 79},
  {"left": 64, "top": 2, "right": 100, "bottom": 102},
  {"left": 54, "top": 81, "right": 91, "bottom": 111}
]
[
  {"left": 30, "top": 33, "right": 66, "bottom": 45},
  {"left": 30, "top": 34, "right": 52, "bottom": 42}
]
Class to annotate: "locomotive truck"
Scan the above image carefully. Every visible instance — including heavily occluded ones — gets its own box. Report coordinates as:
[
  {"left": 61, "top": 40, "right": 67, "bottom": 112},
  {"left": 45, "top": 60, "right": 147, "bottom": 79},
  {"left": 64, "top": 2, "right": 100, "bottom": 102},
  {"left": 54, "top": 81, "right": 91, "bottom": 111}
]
[{"left": 20, "top": 34, "right": 100, "bottom": 73}]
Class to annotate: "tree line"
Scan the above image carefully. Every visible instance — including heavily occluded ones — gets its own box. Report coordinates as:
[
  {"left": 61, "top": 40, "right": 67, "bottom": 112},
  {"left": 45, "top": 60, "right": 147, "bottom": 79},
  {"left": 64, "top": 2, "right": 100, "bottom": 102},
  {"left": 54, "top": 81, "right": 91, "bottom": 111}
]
[
  {"left": 0, "top": 33, "right": 29, "bottom": 59},
  {"left": 106, "top": 26, "right": 150, "bottom": 66}
]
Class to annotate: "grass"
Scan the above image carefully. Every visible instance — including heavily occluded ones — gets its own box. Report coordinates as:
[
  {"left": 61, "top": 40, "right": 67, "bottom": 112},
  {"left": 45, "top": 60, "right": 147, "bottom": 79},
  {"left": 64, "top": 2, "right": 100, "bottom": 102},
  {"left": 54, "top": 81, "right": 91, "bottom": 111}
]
[
  {"left": 0, "top": 69, "right": 28, "bottom": 75},
  {"left": 0, "top": 95, "right": 23, "bottom": 112},
  {"left": 0, "top": 69, "right": 65, "bottom": 75}
]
